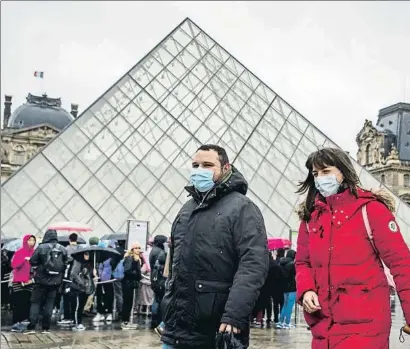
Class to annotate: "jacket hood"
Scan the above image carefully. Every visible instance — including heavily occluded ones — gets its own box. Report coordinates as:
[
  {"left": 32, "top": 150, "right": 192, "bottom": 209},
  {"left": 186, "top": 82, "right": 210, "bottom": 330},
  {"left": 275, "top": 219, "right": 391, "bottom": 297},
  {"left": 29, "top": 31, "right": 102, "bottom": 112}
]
[
  {"left": 296, "top": 187, "right": 396, "bottom": 221},
  {"left": 185, "top": 165, "right": 248, "bottom": 203},
  {"left": 23, "top": 234, "right": 36, "bottom": 251},
  {"left": 153, "top": 235, "right": 167, "bottom": 248},
  {"left": 280, "top": 249, "right": 296, "bottom": 265},
  {"left": 42, "top": 229, "right": 58, "bottom": 244}
]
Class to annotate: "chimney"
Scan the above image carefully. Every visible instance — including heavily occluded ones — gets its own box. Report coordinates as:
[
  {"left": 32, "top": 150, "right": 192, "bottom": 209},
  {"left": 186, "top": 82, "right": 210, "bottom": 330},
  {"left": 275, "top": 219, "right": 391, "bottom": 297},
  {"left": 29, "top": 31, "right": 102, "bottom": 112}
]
[
  {"left": 70, "top": 103, "right": 79, "bottom": 118},
  {"left": 3, "top": 95, "right": 12, "bottom": 129}
]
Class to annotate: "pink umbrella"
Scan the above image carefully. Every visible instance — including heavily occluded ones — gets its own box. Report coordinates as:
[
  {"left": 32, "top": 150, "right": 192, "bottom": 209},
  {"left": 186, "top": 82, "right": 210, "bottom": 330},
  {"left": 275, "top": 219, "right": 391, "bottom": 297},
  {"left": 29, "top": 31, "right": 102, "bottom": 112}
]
[
  {"left": 47, "top": 221, "right": 93, "bottom": 232},
  {"left": 267, "top": 237, "right": 291, "bottom": 251}
]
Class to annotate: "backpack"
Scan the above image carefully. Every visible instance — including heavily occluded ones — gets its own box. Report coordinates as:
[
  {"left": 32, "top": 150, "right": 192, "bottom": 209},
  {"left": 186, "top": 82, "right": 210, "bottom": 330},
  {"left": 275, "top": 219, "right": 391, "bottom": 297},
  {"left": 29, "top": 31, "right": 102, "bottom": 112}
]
[
  {"left": 113, "top": 259, "right": 125, "bottom": 280},
  {"left": 151, "top": 259, "right": 165, "bottom": 294},
  {"left": 361, "top": 205, "right": 396, "bottom": 289},
  {"left": 44, "top": 244, "right": 65, "bottom": 275}
]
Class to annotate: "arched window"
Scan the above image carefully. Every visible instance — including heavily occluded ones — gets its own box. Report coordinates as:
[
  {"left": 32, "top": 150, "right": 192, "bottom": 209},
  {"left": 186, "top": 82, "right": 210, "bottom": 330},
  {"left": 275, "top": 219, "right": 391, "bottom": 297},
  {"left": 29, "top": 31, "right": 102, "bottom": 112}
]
[
  {"left": 12, "top": 145, "right": 26, "bottom": 166},
  {"left": 365, "top": 144, "right": 372, "bottom": 164},
  {"left": 404, "top": 174, "right": 410, "bottom": 188}
]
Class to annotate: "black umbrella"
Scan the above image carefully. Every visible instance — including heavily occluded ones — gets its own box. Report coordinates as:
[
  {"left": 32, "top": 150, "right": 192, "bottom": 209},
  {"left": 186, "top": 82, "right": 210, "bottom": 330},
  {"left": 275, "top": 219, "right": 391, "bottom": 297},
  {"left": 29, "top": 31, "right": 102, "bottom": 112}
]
[
  {"left": 100, "top": 232, "right": 127, "bottom": 241},
  {"left": 1, "top": 237, "right": 17, "bottom": 247},
  {"left": 70, "top": 245, "right": 120, "bottom": 268}
]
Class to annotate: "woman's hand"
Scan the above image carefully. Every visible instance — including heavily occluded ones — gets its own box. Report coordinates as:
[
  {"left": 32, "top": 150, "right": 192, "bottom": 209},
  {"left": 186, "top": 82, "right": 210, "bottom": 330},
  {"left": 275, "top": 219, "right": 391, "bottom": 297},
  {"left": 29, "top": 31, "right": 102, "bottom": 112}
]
[
  {"left": 403, "top": 324, "right": 410, "bottom": 335},
  {"left": 302, "top": 291, "right": 321, "bottom": 313}
]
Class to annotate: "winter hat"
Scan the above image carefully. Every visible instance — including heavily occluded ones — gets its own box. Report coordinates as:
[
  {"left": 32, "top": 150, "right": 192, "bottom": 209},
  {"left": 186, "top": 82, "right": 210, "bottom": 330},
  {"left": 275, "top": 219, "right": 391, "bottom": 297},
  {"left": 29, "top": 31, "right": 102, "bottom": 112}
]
[{"left": 89, "top": 236, "right": 99, "bottom": 246}]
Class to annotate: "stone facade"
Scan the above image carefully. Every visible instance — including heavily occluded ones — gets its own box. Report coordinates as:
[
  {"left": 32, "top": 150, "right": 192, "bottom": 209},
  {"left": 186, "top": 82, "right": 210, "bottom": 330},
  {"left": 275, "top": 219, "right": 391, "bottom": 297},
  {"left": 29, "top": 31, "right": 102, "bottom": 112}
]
[{"left": 356, "top": 104, "right": 410, "bottom": 205}]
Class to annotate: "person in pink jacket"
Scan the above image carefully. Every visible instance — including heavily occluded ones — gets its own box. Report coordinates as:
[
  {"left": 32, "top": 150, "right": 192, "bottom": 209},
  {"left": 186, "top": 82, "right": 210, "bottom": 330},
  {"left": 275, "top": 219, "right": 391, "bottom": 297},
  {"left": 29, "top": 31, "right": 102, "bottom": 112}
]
[{"left": 10, "top": 235, "right": 36, "bottom": 333}]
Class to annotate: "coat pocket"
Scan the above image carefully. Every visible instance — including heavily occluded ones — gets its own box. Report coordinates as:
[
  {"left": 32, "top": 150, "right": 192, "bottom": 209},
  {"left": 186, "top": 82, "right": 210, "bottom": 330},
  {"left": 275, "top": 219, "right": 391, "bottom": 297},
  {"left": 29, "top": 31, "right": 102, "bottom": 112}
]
[
  {"left": 332, "top": 285, "right": 373, "bottom": 324},
  {"left": 194, "top": 280, "right": 230, "bottom": 328}
]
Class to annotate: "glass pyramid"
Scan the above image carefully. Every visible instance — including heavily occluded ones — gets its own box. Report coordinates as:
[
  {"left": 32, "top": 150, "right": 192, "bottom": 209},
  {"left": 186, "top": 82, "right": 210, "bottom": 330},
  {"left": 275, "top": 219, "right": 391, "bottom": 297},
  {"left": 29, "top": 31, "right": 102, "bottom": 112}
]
[{"left": 1, "top": 18, "right": 410, "bottom": 245}]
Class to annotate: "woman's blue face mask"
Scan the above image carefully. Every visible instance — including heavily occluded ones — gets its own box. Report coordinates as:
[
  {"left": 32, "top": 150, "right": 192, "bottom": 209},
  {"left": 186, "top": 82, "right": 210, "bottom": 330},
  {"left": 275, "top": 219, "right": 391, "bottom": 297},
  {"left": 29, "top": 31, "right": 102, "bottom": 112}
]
[{"left": 314, "top": 171, "right": 341, "bottom": 197}]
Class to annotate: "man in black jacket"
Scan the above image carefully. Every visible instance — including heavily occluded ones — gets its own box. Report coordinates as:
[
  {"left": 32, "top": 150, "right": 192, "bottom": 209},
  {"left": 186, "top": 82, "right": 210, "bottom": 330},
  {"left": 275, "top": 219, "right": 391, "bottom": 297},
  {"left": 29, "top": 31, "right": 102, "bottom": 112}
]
[
  {"left": 161, "top": 144, "right": 269, "bottom": 348},
  {"left": 25, "top": 229, "right": 68, "bottom": 334}
]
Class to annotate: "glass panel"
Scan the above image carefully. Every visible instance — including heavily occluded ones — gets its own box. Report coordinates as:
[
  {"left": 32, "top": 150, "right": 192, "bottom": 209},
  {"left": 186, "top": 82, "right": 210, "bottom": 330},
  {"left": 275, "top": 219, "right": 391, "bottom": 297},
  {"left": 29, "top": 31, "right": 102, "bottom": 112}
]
[
  {"left": 142, "top": 148, "right": 169, "bottom": 178},
  {"left": 241, "top": 104, "right": 263, "bottom": 128},
  {"left": 359, "top": 169, "right": 382, "bottom": 190},
  {"left": 154, "top": 134, "right": 180, "bottom": 161},
  {"left": 133, "top": 91, "right": 157, "bottom": 115},
  {"left": 79, "top": 176, "right": 110, "bottom": 211},
  {"left": 98, "top": 196, "right": 130, "bottom": 231},
  {"left": 246, "top": 189, "right": 267, "bottom": 212},
  {"left": 292, "top": 147, "right": 308, "bottom": 171},
  {"left": 138, "top": 118, "right": 164, "bottom": 146},
  {"left": 233, "top": 156, "right": 256, "bottom": 183},
  {"left": 224, "top": 56, "right": 244, "bottom": 76},
  {"left": 397, "top": 201, "right": 410, "bottom": 226},
  {"left": 157, "top": 69, "right": 179, "bottom": 91},
  {"left": 42, "top": 174, "right": 76, "bottom": 209},
  {"left": 287, "top": 110, "right": 309, "bottom": 133},
  {"left": 186, "top": 40, "right": 208, "bottom": 61},
  {"left": 250, "top": 173, "right": 274, "bottom": 203},
  {"left": 113, "top": 179, "right": 144, "bottom": 215},
  {"left": 111, "top": 145, "right": 139, "bottom": 176},
  {"left": 223, "top": 91, "right": 246, "bottom": 113},
  {"left": 22, "top": 191, "right": 58, "bottom": 229},
  {"left": 173, "top": 150, "right": 193, "bottom": 179},
  {"left": 178, "top": 109, "right": 202, "bottom": 134},
  {"left": 299, "top": 136, "right": 318, "bottom": 157},
  {"left": 261, "top": 207, "right": 286, "bottom": 238},
  {"left": 104, "top": 85, "right": 130, "bottom": 113},
  {"left": 352, "top": 159, "right": 363, "bottom": 177},
  {"left": 209, "top": 76, "right": 230, "bottom": 100},
  {"left": 259, "top": 161, "right": 282, "bottom": 189},
  {"left": 61, "top": 156, "right": 93, "bottom": 191},
  {"left": 248, "top": 93, "right": 269, "bottom": 117},
  {"left": 162, "top": 35, "right": 184, "bottom": 56},
  {"left": 285, "top": 161, "right": 308, "bottom": 184},
  {"left": 128, "top": 163, "right": 157, "bottom": 195},
  {"left": 255, "top": 84, "right": 276, "bottom": 104},
  {"left": 214, "top": 102, "right": 237, "bottom": 125},
  {"left": 305, "top": 125, "right": 327, "bottom": 147},
  {"left": 172, "top": 82, "right": 196, "bottom": 107},
  {"left": 144, "top": 56, "right": 163, "bottom": 78},
  {"left": 217, "top": 66, "right": 237, "bottom": 87},
  {"left": 165, "top": 191, "right": 186, "bottom": 222},
  {"left": 231, "top": 116, "right": 253, "bottom": 140},
  {"left": 2, "top": 211, "right": 38, "bottom": 237},
  {"left": 189, "top": 99, "right": 212, "bottom": 120},
  {"left": 161, "top": 94, "right": 183, "bottom": 118},
  {"left": 181, "top": 20, "right": 200, "bottom": 38},
  {"left": 129, "top": 63, "right": 153, "bottom": 87},
  {"left": 87, "top": 214, "right": 113, "bottom": 236},
  {"left": 241, "top": 70, "right": 260, "bottom": 90},
  {"left": 75, "top": 111, "right": 104, "bottom": 139},
  {"left": 256, "top": 118, "right": 279, "bottom": 143},
  {"left": 107, "top": 113, "right": 134, "bottom": 142},
  {"left": 264, "top": 107, "right": 285, "bottom": 132},
  {"left": 155, "top": 218, "right": 173, "bottom": 237},
  {"left": 205, "top": 113, "right": 228, "bottom": 139},
  {"left": 23, "top": 154, "right": 57, "bottom": 189},
  {"left": 159, "top": 165, "right": 188, "bottom": 196},
  {"left": 268, "top": 191, "right": 294, "bottom": 223},
  {"left": 149, "top": 182, "right": 176, "bottom": 215},
  {"left": 281, "top": 121, "right": 303, "bottom": 146},
  {"left": 77, "top": 142, "right": 108, "bottom": 174},
  {"left": 95, "top": 160, "right": 126, "bottom": 193},
  {"left": 131, "top": 199, "right": 163, "bottom": 232},
  {"left": 61, "top": 194, "right": 94, "bottom": 223},
  {"left": 124, "top": 132, "right": 152, "bottom": 160},
  {"left": 272, "top": 97, "right": 292, "bottom": 119},
  {"left": 93, "top": 127, "right": 122, "bottom": 159},
  {"left": 191, "top": 62, "right": 213, "bottom": 85},
  {"left": 4, "top": 170, "right": 39, "bottom": 207},
  {"left": 118, "top": 75, "right": 142, "bottom": 100},
  {"left": 167, "top": 59, "right": 188, "bottom": 80},
  {"left": 91, "top": 98, "right": 117, "bottom": 126},
  {"left": 195, "top": 124, "right": 218, "bottom": 144},
  {"left": 210, "top": 45, "right": 229, "bottom": 63},
  {"left": 222, "top": 128, "right": 245, "bottom": 153},
  {"left": 152, "top": 46, "right": 174, "bottom": 67},
  {"left": 59, "top": 124, "right": 90, "bottom": 155},
  {"left": 276, "top": 176, "right": 300, "bottom": 207},
  {"left": 239, "top": 144, "right": 263, "bottom": 171},
  {"left": 265, "top": 146, "right": 288, "bottom": 173},
  {"left": 274, "top": 133, "right": 296, "bottom": 159},
  {"left": 177, "top": 49, "right": 198, "bottom": 70},
  {"left": 182, "top": 72, "right": 205, "bottom": 96},
  {"left": 1, "top": 190, "right": 19, "bottom": 225},
  {"left": 194, "top": 31, "right": 215, "bottom": 50},
  {"left": 43, "top": 138, "right": 74, "bottom": 170},
  {"left": 121, "top": 101, "right": 146, "bottom": 128},
  {"left": 42, "top": 212, "right": 69, "bottom": 232}
]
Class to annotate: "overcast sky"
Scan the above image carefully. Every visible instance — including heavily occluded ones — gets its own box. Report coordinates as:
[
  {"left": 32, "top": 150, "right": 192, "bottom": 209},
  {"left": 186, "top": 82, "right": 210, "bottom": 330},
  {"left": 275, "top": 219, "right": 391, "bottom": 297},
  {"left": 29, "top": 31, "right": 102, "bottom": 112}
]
[{"left": 1, "top": 1, "right": 409, "bottom": 156}]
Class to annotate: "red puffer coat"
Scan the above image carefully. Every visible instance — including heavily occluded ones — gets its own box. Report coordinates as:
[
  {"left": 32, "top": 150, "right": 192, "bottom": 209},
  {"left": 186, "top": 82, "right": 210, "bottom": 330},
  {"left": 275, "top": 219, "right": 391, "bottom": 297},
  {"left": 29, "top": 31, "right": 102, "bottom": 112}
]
[{"left": 296, "top": 188, "right": 410, "bottom": 349}]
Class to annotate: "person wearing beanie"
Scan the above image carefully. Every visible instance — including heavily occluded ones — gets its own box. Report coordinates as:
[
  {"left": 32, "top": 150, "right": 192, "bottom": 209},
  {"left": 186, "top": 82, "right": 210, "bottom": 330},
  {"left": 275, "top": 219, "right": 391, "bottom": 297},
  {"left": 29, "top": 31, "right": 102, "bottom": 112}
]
[{"left": 89, "top": 237, "right": 99, "bottom": 246}]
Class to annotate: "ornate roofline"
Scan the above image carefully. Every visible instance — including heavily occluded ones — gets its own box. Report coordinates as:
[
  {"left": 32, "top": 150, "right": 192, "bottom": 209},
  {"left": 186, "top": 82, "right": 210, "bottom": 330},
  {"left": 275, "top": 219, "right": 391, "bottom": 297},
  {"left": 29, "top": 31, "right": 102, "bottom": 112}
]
[
  {"left": 377, "top": 102, "right": 410, "bottom": 122},
  {"left": 26, "top": 93, "right": 62, "bottom": 108}
]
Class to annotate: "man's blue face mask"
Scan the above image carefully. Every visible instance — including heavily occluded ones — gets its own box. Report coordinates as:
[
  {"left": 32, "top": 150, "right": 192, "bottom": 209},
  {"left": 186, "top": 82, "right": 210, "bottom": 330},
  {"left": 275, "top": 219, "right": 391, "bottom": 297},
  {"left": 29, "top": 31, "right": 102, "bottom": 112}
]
[{"left": 190, "top": 168, "right": 215, "bottom": 192}]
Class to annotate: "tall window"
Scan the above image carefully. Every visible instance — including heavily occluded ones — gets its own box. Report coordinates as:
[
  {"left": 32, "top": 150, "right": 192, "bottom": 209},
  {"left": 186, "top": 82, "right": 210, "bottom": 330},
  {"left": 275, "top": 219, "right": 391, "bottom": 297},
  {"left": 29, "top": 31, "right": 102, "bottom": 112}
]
[
  {"left": 365, "top": 144, "right": 371, "bottom": 164},
  {"left": 381, "top": 174, "right": 386, "bottom": 184},
  {"left": 12, "top": 146, "right": 26, "bottom": 165},
  {"left": 404, "top": 174, "right": 410, "bottom": 188}
]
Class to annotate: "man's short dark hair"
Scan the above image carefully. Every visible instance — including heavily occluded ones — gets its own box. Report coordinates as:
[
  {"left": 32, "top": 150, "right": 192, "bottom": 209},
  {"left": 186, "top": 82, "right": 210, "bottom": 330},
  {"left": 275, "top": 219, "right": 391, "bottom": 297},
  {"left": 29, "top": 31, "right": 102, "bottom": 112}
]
[
  {"left": 196, "top": 144, "right": 229, "bottom": 166},
  {"left": 69, "top": 233, "right": 78, "bottom": 243}
]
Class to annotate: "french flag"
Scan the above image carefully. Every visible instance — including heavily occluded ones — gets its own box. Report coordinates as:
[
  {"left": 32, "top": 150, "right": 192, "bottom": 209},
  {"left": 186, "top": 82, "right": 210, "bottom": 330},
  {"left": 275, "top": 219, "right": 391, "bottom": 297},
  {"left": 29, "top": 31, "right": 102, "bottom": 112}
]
[{"left": 34, "top": 71, "right": 44, "bottom": 78}]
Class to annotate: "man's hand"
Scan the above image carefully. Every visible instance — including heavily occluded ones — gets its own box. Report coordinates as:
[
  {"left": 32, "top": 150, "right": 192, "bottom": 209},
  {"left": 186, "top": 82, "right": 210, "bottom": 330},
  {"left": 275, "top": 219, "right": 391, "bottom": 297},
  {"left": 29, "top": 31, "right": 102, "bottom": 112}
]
[
  {"left": 25, "top": 257, "right": 30, "bottom": 261},
  {"left": 403, "top": 324, "right": 410, "bottom": 335},
  {"left": 219, "top": 323, "right": 240, "bottom": 334}
]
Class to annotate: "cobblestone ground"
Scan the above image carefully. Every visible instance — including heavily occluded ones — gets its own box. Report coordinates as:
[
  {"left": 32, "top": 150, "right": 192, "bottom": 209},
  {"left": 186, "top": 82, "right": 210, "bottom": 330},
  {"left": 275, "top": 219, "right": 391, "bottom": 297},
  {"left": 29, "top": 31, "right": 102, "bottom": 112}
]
[{"left": 1, "top": 298, "right": 407, "bottom": 349}]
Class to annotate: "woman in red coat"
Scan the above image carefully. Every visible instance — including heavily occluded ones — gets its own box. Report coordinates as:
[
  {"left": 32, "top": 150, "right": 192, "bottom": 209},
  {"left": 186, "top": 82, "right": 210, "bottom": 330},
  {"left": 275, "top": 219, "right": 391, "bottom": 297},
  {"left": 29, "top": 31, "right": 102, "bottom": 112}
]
[{"left": 295, "top": 147, "right": 410, "bottom": 349}]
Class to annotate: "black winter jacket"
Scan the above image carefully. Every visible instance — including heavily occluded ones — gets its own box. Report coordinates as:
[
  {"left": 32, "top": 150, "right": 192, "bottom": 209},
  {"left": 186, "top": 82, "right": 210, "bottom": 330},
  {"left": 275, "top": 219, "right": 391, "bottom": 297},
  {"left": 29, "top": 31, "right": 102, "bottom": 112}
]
[
  {"left": 161, "top": 167, "right": 269, "bottom": 348},
  {"left": 30, "top": 230, "right": 68, "bottom": 286},
  {"left": 122, "top": 256, "right": 142, "bottom": 290},
  {"left": 279, "top": 250, "right": 296, "bottom": 293}
]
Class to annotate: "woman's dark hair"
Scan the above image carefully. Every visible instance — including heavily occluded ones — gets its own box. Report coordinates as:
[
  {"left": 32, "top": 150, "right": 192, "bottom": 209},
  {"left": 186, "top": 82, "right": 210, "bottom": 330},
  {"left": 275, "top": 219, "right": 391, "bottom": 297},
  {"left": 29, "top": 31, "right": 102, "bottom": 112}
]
[{"left": 296, "top": 147, "right": 360, "bottom": 221}]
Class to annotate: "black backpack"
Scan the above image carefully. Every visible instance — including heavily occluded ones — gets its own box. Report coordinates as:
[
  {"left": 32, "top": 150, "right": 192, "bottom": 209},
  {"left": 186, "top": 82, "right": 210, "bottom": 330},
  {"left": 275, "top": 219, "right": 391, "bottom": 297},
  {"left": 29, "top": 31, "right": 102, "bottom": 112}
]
[
  {"left": 44, "top": 244, "right": 65, "bottom": 275},
  {"left": 151, "top": 259, "right": 165, "bottom": 295}
]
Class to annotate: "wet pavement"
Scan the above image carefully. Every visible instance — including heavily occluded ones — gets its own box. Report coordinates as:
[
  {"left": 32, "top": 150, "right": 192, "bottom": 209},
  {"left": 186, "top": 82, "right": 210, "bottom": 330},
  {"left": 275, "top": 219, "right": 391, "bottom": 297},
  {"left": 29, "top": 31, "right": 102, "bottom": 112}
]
[{"left": 0, "top": 297, "right": 408, "bottom": 348}]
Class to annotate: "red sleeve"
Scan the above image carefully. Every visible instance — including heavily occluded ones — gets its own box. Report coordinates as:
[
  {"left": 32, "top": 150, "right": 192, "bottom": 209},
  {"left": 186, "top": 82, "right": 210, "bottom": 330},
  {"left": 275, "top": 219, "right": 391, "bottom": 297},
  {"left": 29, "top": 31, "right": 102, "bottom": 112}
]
[
  {"left": 367, "top": 201, "right": 410, "bottom": 324},
  {"left": 295, "top": 220, "right": 316, "bottom": 304},
  {"left": 11, "top": 250, "right": 25, "bottom": 270}
]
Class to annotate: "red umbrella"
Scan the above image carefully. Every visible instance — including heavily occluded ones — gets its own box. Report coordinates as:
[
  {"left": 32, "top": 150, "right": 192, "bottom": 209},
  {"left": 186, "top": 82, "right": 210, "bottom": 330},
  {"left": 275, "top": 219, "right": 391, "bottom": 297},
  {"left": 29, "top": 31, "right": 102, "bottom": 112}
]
[
  {"left": 267, "top": 237, "right": 291, "bottom": 251},
  {"left": 47, "top": 221, "right": 93, "bottom": 232}
]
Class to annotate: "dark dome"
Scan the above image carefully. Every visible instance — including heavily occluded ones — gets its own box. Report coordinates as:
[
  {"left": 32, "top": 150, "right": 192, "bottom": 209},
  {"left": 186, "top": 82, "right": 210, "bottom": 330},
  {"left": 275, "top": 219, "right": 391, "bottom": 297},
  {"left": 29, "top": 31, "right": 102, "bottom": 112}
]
[{"left": 7, "top": 93, "right": 74, "bottom": 130}]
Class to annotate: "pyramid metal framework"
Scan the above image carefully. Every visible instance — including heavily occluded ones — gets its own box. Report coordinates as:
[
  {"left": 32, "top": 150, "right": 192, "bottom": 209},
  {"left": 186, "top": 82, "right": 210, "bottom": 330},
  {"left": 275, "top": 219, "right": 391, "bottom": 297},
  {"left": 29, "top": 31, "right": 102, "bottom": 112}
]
[{"left": 1, "top": 18, "right": 410, "bottom": 244}]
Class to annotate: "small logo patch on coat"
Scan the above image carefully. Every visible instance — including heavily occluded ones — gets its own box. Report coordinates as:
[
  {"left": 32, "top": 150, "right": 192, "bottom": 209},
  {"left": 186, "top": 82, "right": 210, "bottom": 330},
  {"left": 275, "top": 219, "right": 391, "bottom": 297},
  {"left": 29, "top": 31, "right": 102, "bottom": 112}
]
[{"left": 388, "top": 220, "right": 398, "bottom": 232}]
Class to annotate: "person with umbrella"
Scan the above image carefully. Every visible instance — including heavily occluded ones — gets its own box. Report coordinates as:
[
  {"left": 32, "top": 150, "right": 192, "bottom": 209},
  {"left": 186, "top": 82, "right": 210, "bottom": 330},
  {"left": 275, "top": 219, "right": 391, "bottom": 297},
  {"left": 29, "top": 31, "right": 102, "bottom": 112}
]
[
  {"left": 10, "top": 235, "right": 36, "bottom": 333},
  {"left": 68, "top": 249, "right": 96, "bottom": 331}
]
